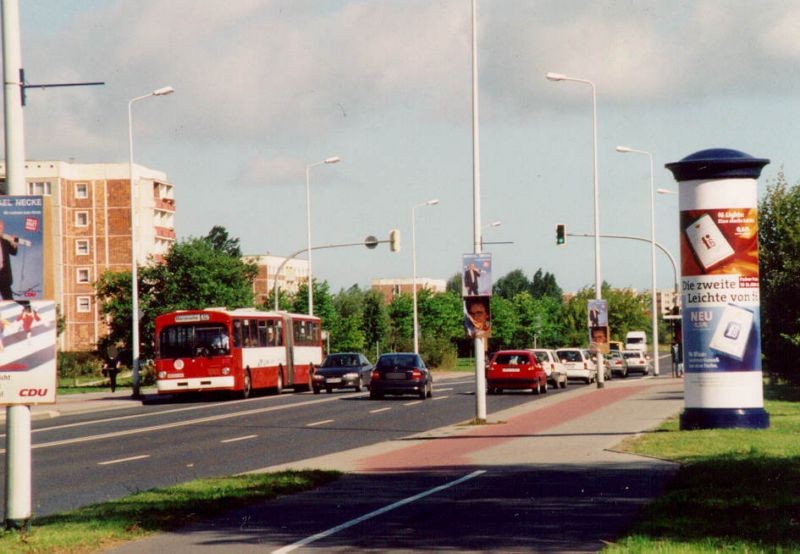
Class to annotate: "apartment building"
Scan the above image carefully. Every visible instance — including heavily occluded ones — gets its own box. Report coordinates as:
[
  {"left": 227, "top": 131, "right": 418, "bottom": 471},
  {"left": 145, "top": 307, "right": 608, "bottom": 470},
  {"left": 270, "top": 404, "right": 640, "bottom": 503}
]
[
  {"left": 0, "top": 160, "right": 175, "bottom": 352},
  {"left": 371, "top": 277, "right": 447, "bottom": 304},
  {"left": 245, "top": 254, "right": 309, "bottom": 307}
]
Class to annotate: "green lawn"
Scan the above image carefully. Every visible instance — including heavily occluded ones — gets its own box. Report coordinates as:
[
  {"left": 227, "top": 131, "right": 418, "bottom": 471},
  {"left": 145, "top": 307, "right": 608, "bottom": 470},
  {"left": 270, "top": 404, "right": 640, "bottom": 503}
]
[
  {"left": 0, "top": 471, "right": 340, "bottom": 554},
  {"left": 607, "top": 382, "right": 800, "bottom": 553}
]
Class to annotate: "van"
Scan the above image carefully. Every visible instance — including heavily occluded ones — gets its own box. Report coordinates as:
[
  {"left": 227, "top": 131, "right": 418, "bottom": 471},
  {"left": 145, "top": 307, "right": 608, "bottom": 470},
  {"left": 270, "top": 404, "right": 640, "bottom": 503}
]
[
  {"left": 625, "top": 331, "right": 647, "bottom": 352},
  {"left": 608, "top": 340, "right": 623, "bottom": 352}
]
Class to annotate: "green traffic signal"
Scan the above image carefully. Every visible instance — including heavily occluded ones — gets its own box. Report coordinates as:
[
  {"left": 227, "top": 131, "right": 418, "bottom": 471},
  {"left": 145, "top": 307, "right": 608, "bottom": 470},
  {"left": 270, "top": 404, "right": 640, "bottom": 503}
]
[{"left": 556, "top": 224, "right": 566, "bottom": 245}]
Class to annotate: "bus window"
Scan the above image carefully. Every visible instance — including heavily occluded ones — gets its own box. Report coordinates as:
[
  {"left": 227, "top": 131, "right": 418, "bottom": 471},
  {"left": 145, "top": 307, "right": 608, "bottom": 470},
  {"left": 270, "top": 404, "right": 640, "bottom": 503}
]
[
  {"left": 232, "top": 319, "right": 242, "bottom": 348},
  {"left": 159, "top": 326, "right": 194, "bottom": 359},
  {"left": 258, "top": 320, "right": 267, "bottom": 346},
  {"left": 275, "top": 320, "right": 284, "bottom": 346},
  {"left": 196, "top": 324, "right": 230, "bottom": 356},
  {"left": 310, "top": 321, "right": 319, "bottom": 343}
]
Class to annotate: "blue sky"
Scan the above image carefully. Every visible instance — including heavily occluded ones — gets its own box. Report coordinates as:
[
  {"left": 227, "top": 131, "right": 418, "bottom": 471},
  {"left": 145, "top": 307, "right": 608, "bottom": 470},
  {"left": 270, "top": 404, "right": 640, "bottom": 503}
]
[{"left": 7, "top": 0, "right": 800, "bottom": 295}]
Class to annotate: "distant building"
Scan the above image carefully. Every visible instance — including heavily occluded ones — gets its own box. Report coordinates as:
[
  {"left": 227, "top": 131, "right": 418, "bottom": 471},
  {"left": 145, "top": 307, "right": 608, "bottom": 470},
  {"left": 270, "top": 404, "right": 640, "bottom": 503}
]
[
  {"left": 656, "top": 288, "right": 681, "bottom": 316},
  {"left": 244, "top": 254, "right": 309, "bottom": 306},
  {"left": 0, "top": 160, "right": 175, "bottom": 352},
  {"left": 371, "top": 277, "right": 447, "bottom": 304}
]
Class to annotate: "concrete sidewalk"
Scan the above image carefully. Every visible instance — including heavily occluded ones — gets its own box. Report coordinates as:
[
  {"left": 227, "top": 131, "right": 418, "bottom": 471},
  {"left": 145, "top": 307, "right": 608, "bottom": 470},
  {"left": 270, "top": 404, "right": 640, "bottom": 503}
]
[{"left": 107, "top": 374, "right": 686, "bottom": 553}]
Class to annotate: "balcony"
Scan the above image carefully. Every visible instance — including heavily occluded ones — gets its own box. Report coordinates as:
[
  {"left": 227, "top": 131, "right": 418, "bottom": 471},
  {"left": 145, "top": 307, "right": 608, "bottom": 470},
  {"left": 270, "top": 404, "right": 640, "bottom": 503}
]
[
  {"left": 154, "top": 197, "right": 176, "bottom": 213},
  {"left": 155, "top": 226, "right": 176, "bottom": 240}
]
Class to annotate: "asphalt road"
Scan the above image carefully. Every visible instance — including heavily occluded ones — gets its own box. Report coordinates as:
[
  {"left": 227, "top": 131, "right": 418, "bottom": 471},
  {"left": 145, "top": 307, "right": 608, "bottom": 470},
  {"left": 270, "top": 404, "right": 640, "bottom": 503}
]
[{"left": 0, "top": 370, "right": 626, "bottom": 518}]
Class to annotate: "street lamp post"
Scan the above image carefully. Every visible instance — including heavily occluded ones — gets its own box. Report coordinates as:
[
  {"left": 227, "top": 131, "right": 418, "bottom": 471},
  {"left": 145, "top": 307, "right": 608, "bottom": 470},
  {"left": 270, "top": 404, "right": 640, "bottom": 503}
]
[
  {"left": 128, "top": 85, "right": 174, "bottom": 398},
  {"left": 305, "top": 156, "right": 341, "bottom": 316},
  {"left": 480, "top": 220, "right": 501, "bottom": 249},
  {"left": 546, "top": 71, "right": 604, "bottom": 387},
  {"left": 617, "top": 145, "right": 660, "bottom": 376},
  {"left": 412, "top": 199, "right": 439, "bottom": 354}
]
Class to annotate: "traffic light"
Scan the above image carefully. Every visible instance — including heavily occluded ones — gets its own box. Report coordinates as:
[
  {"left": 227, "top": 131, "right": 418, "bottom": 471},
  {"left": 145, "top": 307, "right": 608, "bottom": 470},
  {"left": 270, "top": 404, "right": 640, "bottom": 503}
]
[
  {"left": 556, "top": 224, "right": 566, "bottom": 245},
  {"left": 389, "top": 229, "right": 401, "bottom": 252}
]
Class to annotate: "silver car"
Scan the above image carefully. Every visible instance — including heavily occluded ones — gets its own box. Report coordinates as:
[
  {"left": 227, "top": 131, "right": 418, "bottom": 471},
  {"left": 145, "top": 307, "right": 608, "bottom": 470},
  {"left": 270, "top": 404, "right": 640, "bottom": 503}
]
[
  {"left": 529, "top": 348, "right": 568, "bottom": 389},
  {"left": 622, "top": 350, "right": 649, "bottom": 375}
]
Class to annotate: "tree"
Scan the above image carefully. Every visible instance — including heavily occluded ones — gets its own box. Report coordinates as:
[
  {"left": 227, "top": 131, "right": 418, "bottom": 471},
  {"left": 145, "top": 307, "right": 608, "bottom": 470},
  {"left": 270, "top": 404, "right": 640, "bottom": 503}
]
[
  {"left": 759, "top": 170, "right": 800, "bottom": 380},
  {"left": 329, "top": 285, "right": 365, "bottom": 353},
  {"left": 361, "top": 290, "right": 390, "bottom": 358},
  {"left": 446, "top": 272, "right": 462, "bottom": 294},
  {"left": 531, "top": 268, "right": 563, "bottom": 301},
  {"left": 204, "top": 225, "right": 243, "bottom": 257},
  {"left": 96, "top": 228, "right": 257, "bottom": 361},
  {"left": 494, "top": 269, "right": 530, "bottom": 300}
]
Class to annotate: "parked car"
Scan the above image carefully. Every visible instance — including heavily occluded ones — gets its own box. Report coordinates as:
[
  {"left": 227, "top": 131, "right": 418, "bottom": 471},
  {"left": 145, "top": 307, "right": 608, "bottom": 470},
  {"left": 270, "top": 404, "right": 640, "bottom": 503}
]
[
  {"left": 529, "top": 348, "right": 568, "bottom": 389},
  {"left": 312, "top": 352, "right": 374, "bottom": 394},
  {"left": 622, "top": 350, "right": 650, "bottom": 375},
  {"left": 605, "top": 350, "right": 629, "bottom": 378},
  {"left": 369, "top": 352, "right": 432, "bottom": 399},
  {"left": 555, "top": 348, "right": 597, "bottom": 384},
  {"left": 487, "top": 350, "right": 548, "bottom": 394}
]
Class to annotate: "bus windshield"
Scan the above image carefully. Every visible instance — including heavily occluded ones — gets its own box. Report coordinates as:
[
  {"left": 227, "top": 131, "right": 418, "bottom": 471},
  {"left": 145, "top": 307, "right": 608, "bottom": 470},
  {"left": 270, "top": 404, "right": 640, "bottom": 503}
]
[{"left": 159, "top": 324, "right": 230, "bottom": 359}]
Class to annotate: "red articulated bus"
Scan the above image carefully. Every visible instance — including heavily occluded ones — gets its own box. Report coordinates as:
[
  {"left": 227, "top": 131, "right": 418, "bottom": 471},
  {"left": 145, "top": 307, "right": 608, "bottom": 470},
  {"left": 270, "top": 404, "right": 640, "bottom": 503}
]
[{"left": 154, "top": 308, "right": 322, "bottom": 398}]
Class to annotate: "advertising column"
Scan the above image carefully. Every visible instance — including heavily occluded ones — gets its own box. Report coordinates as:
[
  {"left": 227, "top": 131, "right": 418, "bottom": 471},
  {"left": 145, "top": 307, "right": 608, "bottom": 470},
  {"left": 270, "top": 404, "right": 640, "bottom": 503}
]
[{"left": 665, "top": 149, "right": 769, "bottom": 430}]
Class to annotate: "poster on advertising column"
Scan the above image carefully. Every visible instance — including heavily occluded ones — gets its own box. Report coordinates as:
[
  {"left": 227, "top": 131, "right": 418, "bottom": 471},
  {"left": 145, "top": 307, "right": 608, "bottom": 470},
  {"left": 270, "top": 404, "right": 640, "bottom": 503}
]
[{"left": 680, "top": 207, "right": 760, "bottom": 371}]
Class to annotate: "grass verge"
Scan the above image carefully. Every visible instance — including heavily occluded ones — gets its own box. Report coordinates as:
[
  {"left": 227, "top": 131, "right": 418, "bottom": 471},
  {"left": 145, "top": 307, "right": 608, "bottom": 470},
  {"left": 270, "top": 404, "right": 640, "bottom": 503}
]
[
  {"left": 0, "top": 470, "right": 340, "bottom": 554},
  {"left": 607, "top": 382, "right": 800, "bottom": 553}
]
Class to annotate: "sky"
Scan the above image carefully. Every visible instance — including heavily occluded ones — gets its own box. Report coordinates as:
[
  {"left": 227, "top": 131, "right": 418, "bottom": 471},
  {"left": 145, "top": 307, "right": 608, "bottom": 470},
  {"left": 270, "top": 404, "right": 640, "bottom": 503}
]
[{"left": 6, "top": 0, "right": 800, "bottom": 296}]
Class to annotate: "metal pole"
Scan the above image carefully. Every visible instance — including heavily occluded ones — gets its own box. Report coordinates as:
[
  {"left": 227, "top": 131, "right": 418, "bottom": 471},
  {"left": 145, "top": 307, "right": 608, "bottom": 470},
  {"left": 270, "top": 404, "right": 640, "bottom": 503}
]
[
  {"left": 471, "top": 0, "right": 487, "bottom": 421},
  {"left": 305, "top": 164, "right": 314, "bottom": 316},
  {"left": 2, "top": 0, "right": 31, "bottom": 528},
  {"left": 589, "top": 80, "right": 604, "bottom": 388},
  {"left": 647, "top": 152, "right": 660, "bottom": 375},
  {"left": 412, "top": 205, "right": 419, "bottom": 354}
]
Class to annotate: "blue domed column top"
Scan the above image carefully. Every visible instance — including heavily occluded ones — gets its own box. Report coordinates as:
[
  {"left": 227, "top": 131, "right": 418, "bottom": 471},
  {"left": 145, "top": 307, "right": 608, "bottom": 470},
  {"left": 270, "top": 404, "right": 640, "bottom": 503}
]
[
  {"left": 665, "top": 148, "right": 770, "bottom": 182},
  {"left": 667, "top": 148, "right": 770, "bottom": 431}
]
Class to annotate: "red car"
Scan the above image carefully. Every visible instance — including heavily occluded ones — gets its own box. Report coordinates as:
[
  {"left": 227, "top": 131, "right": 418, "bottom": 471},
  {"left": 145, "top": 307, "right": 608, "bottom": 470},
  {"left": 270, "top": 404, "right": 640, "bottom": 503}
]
[{"left": 487, "top": 350, "right": 548, "bottom": 394}]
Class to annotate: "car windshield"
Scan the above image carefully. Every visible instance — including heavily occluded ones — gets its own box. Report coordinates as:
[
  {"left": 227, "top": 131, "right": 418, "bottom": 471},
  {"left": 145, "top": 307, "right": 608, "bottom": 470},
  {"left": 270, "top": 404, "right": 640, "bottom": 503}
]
[
  {"left": 376, "top": 354, "right": 419, "bottom": 370},
  {"left": 494, "top": 353, "right": 531, "bottom": 365},
  {"left": 322, "top": 354, "right": 359, "bottom": 367},
  {"left": 557, "top": 350, "right": 582, "bottom": 362},
  {"left": 158, "top": 324, "right": 230, "bottom": 359},
  {"left": 531, "top": 352, "right": 548, "bottom": 363}
]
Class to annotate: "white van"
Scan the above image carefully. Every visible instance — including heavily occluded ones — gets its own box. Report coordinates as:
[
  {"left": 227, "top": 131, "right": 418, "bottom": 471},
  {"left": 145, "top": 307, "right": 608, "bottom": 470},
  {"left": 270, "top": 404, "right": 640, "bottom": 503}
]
[{"left": 625, "top": 331, "right": 647, "bottom": 352}]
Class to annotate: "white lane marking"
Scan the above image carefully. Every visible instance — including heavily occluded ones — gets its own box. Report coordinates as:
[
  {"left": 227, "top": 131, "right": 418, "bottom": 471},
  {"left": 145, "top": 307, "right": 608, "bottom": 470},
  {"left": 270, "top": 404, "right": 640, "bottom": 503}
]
[
  {"left": 272, "top": 470, "right": 486, "bottom": 553},
  {"left": 369, "top": 407, "right": 391, "bottom": 414},
  {"left": 307, "top": 419, "right": 334, "bottom": 427},
  {"left": 221, "top": 434, "right": 258, "bottom": 443},
  {"left": 5, "top": 396, "right": 344, "bottom": 454},
  {"left": 436, "top": 387, "right": 454, "bottom": 392},
  {"left": 98, "top": 454, "right": 150, "bottom": 466},
  {"left": 13, "top": 393, "right": 344, "bottom": 440},
  {"left": 403, "top": 401, "right": 423, "bottom": 406},
  {"left": 433, "top": 395, "right": 449, "bottom": 400}
]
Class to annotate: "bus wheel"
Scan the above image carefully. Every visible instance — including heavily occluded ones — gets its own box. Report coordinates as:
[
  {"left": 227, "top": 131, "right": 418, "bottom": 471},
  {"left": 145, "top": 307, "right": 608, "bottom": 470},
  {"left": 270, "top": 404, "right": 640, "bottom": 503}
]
[
  {"left": 275, "top": 370, "right": 284, "bottom": 394},
  {"left": 240, "top": 370, "right": 252, "bottom": 399}
]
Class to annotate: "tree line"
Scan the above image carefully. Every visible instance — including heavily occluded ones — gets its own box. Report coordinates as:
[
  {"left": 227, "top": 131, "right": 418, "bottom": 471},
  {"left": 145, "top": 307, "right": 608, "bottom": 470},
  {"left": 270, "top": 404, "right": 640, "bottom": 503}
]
[{"left": 95, "top": 166, "right": 800, "bottom": 383}]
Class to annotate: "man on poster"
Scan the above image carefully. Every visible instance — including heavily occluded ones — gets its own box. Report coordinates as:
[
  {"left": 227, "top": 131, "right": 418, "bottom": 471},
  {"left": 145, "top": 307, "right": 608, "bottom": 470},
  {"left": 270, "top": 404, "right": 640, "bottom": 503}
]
[{"left": 588, "top": 299, "right": 609, "bottom": 354}]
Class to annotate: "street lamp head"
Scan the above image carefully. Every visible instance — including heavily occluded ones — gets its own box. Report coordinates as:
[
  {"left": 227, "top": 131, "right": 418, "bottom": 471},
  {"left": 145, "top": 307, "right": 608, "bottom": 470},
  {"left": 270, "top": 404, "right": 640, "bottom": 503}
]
[
  {"left": 426, "top": 199, "right": 440, "bottom": 206},
  {"left": 484, "top": 220, "right": 501, "bottom": 229},
  {"left": 616, "top": 145, "right": 633, "bottom": 153},
  {"left": 324, "top": 156, "right": 341, "bottom": 164},
  {"left": 152, "top": 86, "right": 175, "bottom": 96},
  {"left": 657, "top": 188, "right": 678, "bottom": 195},
  {"left": 545, "top": 72, "right": 567, "bottom": 81}
]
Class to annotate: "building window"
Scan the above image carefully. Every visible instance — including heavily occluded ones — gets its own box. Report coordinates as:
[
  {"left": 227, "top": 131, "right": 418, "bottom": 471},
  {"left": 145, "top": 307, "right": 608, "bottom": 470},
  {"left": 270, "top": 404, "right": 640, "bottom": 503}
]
[
  {"left": 75, "top": 211, "right": 89, "bottom": 227},
  {"left": 75, "top": 240, "right": 90, "bottom": 256},
  {"left": 77, "top": 296, "right": 91, "bottom": 313},
  {"left": 75, "top": 183, "right": 89, "bottom": 199},
  {"left": 76, "top": 268, "right": 91, "bottom": 283},
  {"left": 28, "top": 181, "right": 52, "bottom": 196}
]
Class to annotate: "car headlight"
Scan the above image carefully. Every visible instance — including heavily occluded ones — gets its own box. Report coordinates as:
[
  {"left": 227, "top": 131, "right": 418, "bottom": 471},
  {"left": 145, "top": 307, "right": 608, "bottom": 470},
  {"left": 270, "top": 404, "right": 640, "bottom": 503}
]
[
  {"left": 157, "top": 371, "right": 167, "bottom": 379},
  {"left": 313, "top": 374, "right": 325, "bottom": 381}
]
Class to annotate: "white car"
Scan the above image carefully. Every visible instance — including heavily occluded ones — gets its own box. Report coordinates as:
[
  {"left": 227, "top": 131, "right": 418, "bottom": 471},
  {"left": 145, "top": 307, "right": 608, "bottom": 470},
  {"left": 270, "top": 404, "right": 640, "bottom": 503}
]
[
  {"left": 555, "top": 348, "right": 597, "bottom": 384},
  {"left": 528, "top": 348, "right": 568, "bottom": 389},
  {"left": 622, "top": 350, "right": 650, "bottom": 375}
]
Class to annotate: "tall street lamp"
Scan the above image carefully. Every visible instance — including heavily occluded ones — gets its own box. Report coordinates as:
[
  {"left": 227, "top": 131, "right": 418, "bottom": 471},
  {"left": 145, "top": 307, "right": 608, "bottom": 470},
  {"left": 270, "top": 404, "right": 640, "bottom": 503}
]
[
  {"left": 128, "top": 85, "right": 174, "bottom": 398},
  {"left": 617, "top": 145, "right": 660, "bottom": 376},
  {"left": 546, "top": 71, "right": 604, "bottom": 387},
  {"left": 412, "top": 199, "right": 439, "bottom": 354},
  {"left": 305, "top": 156, "right": 341, "bottom": 316},
  {"left": 480, "top": 220, "right": 501, "bottom": 249}
]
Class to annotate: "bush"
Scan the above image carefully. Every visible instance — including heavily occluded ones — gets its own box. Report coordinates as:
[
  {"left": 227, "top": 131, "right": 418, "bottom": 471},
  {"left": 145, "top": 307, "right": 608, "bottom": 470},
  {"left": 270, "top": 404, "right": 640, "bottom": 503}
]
[
  {"left": 58, "top": 351, "right": 103, "bottom": 379},
  {"left": 420, "top": 336, "right": 458, "bottom": 369}
]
